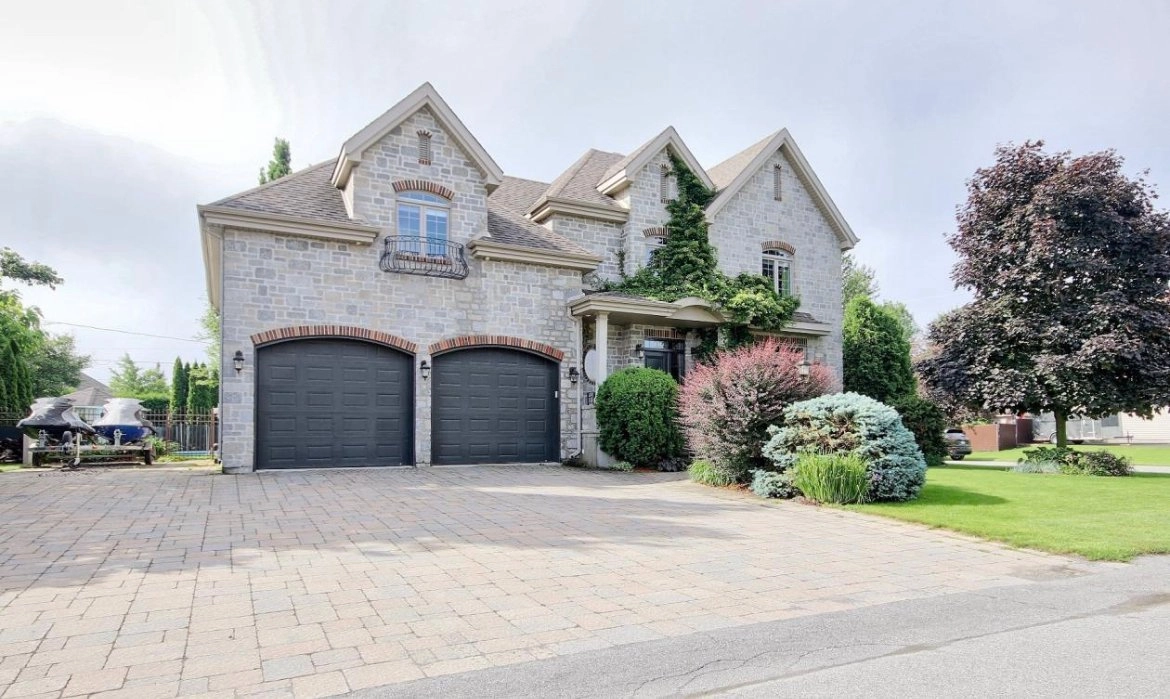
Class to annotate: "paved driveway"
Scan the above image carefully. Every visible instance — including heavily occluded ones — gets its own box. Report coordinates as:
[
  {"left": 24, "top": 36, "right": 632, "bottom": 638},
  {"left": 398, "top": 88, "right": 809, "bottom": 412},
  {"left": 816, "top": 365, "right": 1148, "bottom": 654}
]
[{"left": 0, "top": 466, "right": 1101, "bottom": 698}]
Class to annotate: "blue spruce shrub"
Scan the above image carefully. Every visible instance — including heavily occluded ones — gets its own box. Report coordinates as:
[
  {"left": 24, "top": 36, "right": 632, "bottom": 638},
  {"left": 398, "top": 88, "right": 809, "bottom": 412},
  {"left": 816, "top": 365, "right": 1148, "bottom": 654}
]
[
  {"left": 749, "top": 469, "right": 797, "bottom": 499},
  {"left": 762, "top": 392, "right": 927, "bottom": 502}
]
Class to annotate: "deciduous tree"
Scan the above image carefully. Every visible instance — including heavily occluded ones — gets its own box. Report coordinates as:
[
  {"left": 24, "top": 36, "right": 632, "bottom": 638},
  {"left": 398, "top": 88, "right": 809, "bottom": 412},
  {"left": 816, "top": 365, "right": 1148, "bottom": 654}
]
[
  {"left": 843, "top": 296, "right": 915, "bottom": 403},
  {"left": 258, "top": 138, "right": 292, "bottom": 184},
  {"left": 917, "top": 141, "right": 1170, "bottom": 446}
]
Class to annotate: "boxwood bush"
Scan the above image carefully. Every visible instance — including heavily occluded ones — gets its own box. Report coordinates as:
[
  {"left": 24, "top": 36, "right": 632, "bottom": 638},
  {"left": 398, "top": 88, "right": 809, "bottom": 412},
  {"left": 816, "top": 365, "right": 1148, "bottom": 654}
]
[
  {"left": 748, "top": 469, "right": 796, "bottom": 498},
  {"left": 596, "top": 367, "right": 683, "bottom": 467},
  {"left": 763, "top": 392, "right": 927, "bottom": 502},
  {"left": 889, "top": 395, "right": 949, "bottom": 466}
]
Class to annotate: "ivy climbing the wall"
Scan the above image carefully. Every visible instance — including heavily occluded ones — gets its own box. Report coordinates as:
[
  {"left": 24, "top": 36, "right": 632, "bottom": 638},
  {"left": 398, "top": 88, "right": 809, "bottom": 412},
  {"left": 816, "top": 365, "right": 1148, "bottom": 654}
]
[{"left": 601, "top": 153, "right": 799, "bottom": 358}]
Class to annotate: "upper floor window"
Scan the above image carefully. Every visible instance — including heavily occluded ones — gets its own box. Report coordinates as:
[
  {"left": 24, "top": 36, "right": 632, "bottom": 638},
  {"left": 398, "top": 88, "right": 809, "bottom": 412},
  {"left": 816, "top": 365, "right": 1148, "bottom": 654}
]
[
  {"left": 397, "top": 190, "right": 448, "bottom": 257},
  {"left": 762, "top": 248, "right": 792, "bottom": 296},
  {"left": 773, "top": 165, "right": 783, "bottom": 201},
  {"left": 417, "top": 130, "right": 432, "bottom": 165}
]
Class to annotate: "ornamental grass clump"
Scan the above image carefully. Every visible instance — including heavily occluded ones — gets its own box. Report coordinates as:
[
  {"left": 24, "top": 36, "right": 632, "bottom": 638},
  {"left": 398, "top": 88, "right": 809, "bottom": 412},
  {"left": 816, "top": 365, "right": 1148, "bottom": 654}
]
[
  {"left": 792, "top": 452, "right": 870, "bottom": 504},
  {"left": 678, "top": 338, "right": 833, "bottom": 482},
  {"left": 764, "top": 392, "right": 927, "bottom": 502},
  {"left": 688, "top": 459, "right": 736, "bottom": 487}
]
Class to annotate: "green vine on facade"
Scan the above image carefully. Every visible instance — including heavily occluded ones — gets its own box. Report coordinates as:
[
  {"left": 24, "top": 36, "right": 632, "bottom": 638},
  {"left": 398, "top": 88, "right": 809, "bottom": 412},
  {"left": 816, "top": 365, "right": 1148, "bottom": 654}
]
[{"left": 602, "top": 152, "right": 799, "bottom": 356}]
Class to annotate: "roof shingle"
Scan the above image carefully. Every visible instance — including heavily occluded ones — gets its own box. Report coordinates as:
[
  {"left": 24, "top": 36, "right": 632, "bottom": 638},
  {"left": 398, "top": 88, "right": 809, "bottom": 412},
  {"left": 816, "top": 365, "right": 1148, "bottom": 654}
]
[
  {"left": 707, "top": 131, "right": 779, "bottom": 191},
  {"left": 535, "top": 149, "right": 627, "bottom": 213},
  {"left": 210, "top": 161, "right": 354, "bottom": 224}
]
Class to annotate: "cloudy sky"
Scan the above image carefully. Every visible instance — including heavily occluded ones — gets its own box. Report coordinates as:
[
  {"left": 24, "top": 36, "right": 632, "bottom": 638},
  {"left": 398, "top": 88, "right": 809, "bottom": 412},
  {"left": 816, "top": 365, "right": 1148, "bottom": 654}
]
[{"left": 1, "top": 0, "right": 1167, "bottom": 382}]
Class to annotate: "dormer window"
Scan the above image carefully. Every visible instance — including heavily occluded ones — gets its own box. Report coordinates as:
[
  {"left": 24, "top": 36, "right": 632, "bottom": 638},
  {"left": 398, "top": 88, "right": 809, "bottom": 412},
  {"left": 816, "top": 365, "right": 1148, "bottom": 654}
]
[
  {"left": 660, "top": 164, "right": 671, "bottom": 203},
  {"left": 417, "top": 130, "right": 432, "bottom": 165},
  {"left": 397, "top": 190, "right": 448, "bottom": 256},
  {"left": 762, "top": 248, "right": 793, "bottom": 296},
  {"left": 773, "top": 165, "right": 783, "bottom": 201}
]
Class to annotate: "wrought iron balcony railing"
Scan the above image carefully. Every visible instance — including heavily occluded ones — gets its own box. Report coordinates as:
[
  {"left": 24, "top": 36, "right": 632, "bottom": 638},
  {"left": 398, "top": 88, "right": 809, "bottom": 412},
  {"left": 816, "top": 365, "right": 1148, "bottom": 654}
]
[{"left": 379, "top": 236, "right": 469, "bottom": 279}]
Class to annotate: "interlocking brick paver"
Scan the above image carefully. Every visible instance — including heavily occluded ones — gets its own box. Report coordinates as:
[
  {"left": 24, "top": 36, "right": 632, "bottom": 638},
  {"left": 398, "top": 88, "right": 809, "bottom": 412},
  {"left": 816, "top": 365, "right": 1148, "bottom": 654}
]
[{"left": 0, "top": 466, "right": 1104, "bottom": 696}]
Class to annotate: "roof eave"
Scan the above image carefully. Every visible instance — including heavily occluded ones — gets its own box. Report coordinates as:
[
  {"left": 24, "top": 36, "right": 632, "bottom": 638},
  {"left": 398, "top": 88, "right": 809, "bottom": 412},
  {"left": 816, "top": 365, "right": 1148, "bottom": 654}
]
[
  {"left": 468, "top": 238, "right": 601, "bottom": 271},
  {"left": 197, "top": 205, "right": 381, "bottom": 244},
  {"left": 595, "top": 126, "right": 715, "bottom": 196},
  {"left": 528, "top": 197, "right": 629, "bottom": 224}
]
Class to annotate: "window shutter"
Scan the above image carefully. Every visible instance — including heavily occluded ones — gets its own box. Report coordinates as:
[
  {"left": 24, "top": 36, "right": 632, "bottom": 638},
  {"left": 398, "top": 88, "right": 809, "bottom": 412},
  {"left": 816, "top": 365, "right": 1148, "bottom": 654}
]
[{"left": 417, "top": 130, "right": 432, "bottom": 165}]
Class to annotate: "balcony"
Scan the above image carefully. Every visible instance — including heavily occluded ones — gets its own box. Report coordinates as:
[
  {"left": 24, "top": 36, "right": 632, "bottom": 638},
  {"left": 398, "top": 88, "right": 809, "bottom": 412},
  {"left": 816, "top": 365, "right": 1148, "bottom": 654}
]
[{"left": 379, "top": 236, "right": 469, "bottom": 279}]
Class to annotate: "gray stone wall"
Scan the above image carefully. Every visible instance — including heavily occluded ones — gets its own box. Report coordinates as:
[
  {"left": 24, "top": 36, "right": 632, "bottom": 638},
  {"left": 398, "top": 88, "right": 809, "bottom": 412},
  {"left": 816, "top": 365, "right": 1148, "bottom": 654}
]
[
  {"left": 622, "top": 149, "right": 673, "bottom": 274},
  {"left": 708, "top": 148, "right": 845, "bottom": 377},
  {"left": 545, "top": 213, "right": 624, "bottom": 281},
  {"left": 218, "top": 106, "right": 583, "bottom": 472}
]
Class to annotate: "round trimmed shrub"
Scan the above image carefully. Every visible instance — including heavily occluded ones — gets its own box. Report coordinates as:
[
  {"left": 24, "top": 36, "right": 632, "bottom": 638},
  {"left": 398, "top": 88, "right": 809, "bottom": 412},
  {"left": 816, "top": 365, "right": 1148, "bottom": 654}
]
[
  {"left": 596, "top": 367, "right": 683, "bottom": 467},
  {"left": 889, "top": 395, "right": 948, "bottom": 466},
  {"left": 763, "top": 392, "right": 927, "bottom": 502},
  {"left": 678, "top": 338, "right": 834, "bottom": 481}
]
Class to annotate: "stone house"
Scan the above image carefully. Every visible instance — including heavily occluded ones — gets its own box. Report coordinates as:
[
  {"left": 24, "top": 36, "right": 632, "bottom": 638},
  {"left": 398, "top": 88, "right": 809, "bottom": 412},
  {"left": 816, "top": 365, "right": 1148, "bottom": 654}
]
[{"left": 198, "top": 83, "right": 858, "bottom": 472}]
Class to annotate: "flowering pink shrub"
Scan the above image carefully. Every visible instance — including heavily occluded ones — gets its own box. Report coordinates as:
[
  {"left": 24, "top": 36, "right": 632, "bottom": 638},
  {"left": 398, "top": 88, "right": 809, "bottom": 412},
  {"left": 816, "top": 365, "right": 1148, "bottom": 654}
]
[{"left": 679, "top": 338, "right": 834, "bottom": 480}]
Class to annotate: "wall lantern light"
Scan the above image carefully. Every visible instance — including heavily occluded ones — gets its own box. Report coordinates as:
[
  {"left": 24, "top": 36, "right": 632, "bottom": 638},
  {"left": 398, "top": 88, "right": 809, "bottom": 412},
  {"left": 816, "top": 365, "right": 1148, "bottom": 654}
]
[
  {"left": 419, "top": 359, "right": 431, "bottom": 380},
  {"left": 634, "top": 344, "right": 644, "bottom": 360},
  {"left": 798, "top": 359, "right": 811, "bottom": 377},
  {"left": 233, "top": 350, "right": 245, "bottom": 374},
  {"left": 568, "top": 367, "right": 579, "bottom": 385}
]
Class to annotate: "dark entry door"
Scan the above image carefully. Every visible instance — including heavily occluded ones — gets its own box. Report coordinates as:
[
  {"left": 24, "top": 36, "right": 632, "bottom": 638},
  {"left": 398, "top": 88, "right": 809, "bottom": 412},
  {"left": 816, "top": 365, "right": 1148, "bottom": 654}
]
[
  {"left": 431, "top": 348, "right": 560, "bottom": 465},
  {"left": 255, "top": 339, "right": 414, "bottom": 468},
  {"left": 643, "top": 339, "right": 686, "bottom": 381}
]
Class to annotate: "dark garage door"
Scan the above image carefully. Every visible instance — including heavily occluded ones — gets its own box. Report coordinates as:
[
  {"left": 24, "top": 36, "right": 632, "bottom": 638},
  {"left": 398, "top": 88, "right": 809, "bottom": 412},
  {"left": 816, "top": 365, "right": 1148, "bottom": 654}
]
[
  {"left": 256, "top": 339, "right": 413, "bottom": 469},
  {"left": 432, "top": 348, "right": 559, "bottom": 465}
]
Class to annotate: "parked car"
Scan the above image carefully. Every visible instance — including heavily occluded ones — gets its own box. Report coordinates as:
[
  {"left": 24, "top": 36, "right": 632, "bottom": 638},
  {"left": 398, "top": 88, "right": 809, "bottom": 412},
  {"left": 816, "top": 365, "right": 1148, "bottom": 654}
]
[{"left": 943, "top": 428, "right": 972, "bottom": 460}]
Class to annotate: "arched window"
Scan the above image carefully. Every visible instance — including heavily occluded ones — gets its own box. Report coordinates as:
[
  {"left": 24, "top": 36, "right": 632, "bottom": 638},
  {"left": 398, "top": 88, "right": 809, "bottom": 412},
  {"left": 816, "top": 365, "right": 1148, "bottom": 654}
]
[
  {"left": 645, "top": 234, "right": 666, "bottom": 266},
  {"left": 762, "top": 248, "right": 792, "bottom": 296},
  {"left": 397, "top": 190, "right": 449, "bottom": 256}
]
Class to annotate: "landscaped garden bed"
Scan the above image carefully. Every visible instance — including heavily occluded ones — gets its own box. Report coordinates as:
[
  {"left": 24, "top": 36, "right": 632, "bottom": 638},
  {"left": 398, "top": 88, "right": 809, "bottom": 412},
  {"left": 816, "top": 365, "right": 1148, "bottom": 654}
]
[
  {"left": 968, "top": 443, "right": 1170, "bottom": 466},
  {"left": 848, "top": 466, "right": 1170, "bottom": 561}
]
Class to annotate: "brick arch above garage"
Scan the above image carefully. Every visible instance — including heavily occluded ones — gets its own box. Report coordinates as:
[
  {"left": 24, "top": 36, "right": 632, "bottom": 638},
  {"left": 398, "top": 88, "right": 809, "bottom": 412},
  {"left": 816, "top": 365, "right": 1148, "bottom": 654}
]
[
  {"left": 250, "top": 325, "right": 418, "bottom": 354},
  {"left": 428, "top": 335, "right": 565, "bottom": 361}
]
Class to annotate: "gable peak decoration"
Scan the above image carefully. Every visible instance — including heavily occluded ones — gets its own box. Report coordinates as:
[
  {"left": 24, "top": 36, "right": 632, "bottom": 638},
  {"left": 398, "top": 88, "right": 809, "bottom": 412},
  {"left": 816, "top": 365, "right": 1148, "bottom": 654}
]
[
  {"left": 596, "top": 126, "right": 714, "bottom": 196},
  {"left": 331, "top": 82, "right": 504, "bottom": 191}
]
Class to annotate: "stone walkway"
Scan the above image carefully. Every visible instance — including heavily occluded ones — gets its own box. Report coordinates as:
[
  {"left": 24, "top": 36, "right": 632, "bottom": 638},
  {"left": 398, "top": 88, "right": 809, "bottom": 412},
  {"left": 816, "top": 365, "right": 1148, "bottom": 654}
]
[{"left": 0, "top": 466, "right": 1103, "bottom": 698}]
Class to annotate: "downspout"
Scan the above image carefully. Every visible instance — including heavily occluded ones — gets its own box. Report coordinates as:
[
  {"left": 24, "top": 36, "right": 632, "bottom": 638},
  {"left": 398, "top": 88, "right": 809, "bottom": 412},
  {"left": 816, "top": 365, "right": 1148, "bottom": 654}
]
[{"left": 574, "top": 313, "right": 584, "bottom": 455}]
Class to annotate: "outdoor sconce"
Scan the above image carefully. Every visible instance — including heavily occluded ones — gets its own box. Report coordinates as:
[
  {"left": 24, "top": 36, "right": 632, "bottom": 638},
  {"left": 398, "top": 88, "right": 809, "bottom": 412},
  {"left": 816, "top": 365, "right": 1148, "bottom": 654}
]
[
  {"left": 634, "top": 344, "right": 644, "bottom": 359},
  {"left": 568, "top": 367, "right": 579, "bottom": 385},
  {"left": 419, "top": 360, "right": 431, "bottom": 380},
  {"left": 233, "top": 350, "right": 245, "bottom": 374},
  {"left": 798, "top": 359, "right": 811, "bottom": 377}
]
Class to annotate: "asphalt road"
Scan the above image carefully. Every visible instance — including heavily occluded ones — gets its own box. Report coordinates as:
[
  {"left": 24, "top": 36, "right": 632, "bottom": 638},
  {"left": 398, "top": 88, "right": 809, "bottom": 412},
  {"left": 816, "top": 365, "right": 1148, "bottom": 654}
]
[{"left": 352, "top": 556, "right": 1170, "bottom": 698}]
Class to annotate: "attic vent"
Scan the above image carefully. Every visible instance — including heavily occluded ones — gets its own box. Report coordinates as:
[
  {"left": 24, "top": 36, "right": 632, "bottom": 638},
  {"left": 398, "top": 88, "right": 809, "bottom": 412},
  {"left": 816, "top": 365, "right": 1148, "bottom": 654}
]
[
  {"left": 660, "top": 164, "right": 671, "bottom": 203},
  {"left": 417, "top": 130, "right": 432, "bottom": 165},
  {"left": 773, "top": 164, "right": 783, "bottom": 201}
]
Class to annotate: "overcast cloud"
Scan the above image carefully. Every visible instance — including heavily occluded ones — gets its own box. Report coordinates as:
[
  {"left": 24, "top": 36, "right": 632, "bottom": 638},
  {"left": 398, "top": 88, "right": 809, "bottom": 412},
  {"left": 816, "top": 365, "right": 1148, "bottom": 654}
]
[{"left": 1, "top": 0, "right": 1167, "bottom": 382}]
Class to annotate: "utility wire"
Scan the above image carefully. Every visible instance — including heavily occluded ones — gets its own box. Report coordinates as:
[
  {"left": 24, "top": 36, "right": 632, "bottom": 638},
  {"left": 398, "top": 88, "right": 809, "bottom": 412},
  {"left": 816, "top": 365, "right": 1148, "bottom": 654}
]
[{"left": 42, "top": 321, "right": 209, "bottom": 344}]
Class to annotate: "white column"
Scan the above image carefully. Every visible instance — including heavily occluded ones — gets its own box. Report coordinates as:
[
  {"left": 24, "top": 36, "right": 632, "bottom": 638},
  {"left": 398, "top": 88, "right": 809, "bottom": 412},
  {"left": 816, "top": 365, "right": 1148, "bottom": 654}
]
[{"left": 595, "top": 312, "right": 609, "bottom": 384}]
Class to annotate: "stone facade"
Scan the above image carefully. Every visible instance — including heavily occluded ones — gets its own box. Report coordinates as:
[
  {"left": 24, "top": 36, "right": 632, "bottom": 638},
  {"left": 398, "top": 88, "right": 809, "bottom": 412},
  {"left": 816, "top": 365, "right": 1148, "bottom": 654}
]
[
  {"left": 708, "top": 148, "right": 845, "bottom": 372},
  {"left": 209, "top": 89, "right": 853, "bottom": 472},
  {"left": 218, "top": 107, "right": 584, "bottom": 472}
]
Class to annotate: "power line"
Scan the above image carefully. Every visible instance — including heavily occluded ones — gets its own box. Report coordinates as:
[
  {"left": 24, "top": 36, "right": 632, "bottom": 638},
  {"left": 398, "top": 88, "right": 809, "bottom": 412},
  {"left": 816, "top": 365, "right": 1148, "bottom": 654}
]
[{"left": 42, "top": 321, "right": 209, "bottom": 344}]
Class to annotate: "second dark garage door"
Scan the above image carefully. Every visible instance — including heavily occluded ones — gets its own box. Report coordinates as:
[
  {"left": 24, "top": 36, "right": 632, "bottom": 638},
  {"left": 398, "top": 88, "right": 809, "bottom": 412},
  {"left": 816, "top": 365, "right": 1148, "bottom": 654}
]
[
  {"left": 255, "top": 338, "right": 414, "bottom": 469},
  {"left": 431, "top": 348, "right": 560, "bottom": 465}
]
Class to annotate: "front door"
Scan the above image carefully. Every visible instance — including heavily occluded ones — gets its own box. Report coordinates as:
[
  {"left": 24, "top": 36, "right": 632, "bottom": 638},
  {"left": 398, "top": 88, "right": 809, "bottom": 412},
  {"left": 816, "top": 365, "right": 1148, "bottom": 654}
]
[{"left": 643, "top": 339, "right": 685, "bottom": 381}]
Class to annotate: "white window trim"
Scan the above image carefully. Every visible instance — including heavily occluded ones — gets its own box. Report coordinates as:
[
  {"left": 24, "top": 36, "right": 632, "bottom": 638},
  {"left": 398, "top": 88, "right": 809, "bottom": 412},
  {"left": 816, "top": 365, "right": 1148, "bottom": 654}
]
[
  {"left": 762, "top": 248, "right": 793, "bottom": 296},
  {"left": 396, "top": 190, "right": 450, "bottom": 255}
]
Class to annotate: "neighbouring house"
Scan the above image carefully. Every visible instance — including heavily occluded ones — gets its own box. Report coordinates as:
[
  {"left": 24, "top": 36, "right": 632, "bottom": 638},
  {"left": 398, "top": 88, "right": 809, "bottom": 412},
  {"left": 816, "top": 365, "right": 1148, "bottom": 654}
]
[
  {"left": 199, "top": 83, "right": 857, "bottom": 472},
  {"left": 61, "top": 373, "right": 113, "bottom": 422}
]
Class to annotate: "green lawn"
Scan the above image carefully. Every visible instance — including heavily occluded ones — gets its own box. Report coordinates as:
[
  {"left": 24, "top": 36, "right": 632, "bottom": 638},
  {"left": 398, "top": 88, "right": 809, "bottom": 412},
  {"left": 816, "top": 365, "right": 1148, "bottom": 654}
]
[
  {"left": 968, "top": 443, "right": 1170, "bottom": 465},
  {"left": 849, "top": 466, "right": 1170, "bottom": 561}
]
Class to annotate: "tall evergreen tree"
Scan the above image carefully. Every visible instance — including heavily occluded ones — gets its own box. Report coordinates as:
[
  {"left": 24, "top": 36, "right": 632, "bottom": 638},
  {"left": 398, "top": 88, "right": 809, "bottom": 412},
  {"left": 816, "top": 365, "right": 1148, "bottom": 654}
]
[
  {"left": 170, "top": 358, "right": 189, "bottom": 417},
  {"left": 843, "top": 296, "right": 915, "bottom": 404},
  {"left": 258, "top": 138, "right": 292, "bottom": 184}
]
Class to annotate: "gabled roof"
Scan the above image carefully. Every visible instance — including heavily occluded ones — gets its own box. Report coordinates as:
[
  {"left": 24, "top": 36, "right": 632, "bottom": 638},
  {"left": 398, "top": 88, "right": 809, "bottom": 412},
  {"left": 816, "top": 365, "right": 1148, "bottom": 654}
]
[
  {"left": 705, "top": 129, "right": 858, "bottom": 249},
  {"left": 331, "top": 82, "right": 504, "bottom": 190},
  {"left": 596, "top": 126, "right": 714, "bottom": 195},
  {"left": 527, "top": 150, "right": 628, "bottom": 223},
  {"left": 487, "top": 177, "right": 596, "bottom": 255},
  {"left": 209, "top": 161, "right": 353, "bottom": 224}
]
